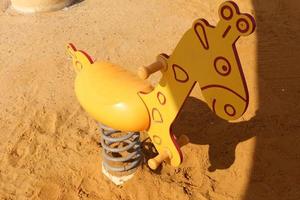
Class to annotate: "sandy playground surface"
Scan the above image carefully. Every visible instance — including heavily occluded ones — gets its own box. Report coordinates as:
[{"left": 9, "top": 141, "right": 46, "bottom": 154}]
[{"left": 0, "top": 0, "right": 300, "bottom": 199}]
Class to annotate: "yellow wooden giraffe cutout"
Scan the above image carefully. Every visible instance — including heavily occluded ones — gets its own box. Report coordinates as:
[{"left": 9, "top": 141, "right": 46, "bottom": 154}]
[
  {"left": 138, "top": 1, "right": 256, "bottom": 169},
  {"left": 67, "top": 1, "right": 256, "bottom": 170}
]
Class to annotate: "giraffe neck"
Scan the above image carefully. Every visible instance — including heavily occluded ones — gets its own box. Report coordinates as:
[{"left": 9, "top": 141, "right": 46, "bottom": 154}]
[
  {"left": 138, "top": 64, "right": 196, "bottom": 166},
  {"left": 140, "top": 64, "right": 196, "bottom": 129},
  {"left": 160, "top": 66, "right": 196, "bottom": 120}
]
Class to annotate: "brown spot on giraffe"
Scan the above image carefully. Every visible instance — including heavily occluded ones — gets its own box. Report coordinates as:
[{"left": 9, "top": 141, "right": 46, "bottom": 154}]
[
  {"left": 157, "top": 92, "right": 166, "bottom": 105},
  {"left": 151, "top": 108, "right": 163, "bottom": 123},
  {"left": 172, "top": 64, "right": 189, "bottom": 83}
]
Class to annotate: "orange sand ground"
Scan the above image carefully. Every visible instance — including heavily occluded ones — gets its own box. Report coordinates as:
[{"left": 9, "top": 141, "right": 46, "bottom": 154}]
[{"left": 0, "top": 0, "right": 299, "bottom": 199}]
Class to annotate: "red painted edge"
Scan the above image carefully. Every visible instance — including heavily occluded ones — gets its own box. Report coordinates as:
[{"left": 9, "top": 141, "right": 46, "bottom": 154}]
[
  {"left": 170, "top": 127, "right": 184, "bottom": 162},
  {"left": 67, "top": 43, "right": 94, "bottom": 64},
  {"left": 78, "top": 50, "right": 94, "bottom": 64},
  {"left": 169, "top": 81, "right": 197, "bottom": 164},
  {"left": 68, "top": 43, "right": 77, "bottom": 51}
]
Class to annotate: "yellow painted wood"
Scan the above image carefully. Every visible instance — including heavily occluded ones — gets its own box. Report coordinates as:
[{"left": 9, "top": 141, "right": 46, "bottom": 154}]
[
  {"left": 139, "top": 1, "right": 256, "bottom": 167},
  {"left": 67, "top": 43, "right": 153, "bottom": 132}
]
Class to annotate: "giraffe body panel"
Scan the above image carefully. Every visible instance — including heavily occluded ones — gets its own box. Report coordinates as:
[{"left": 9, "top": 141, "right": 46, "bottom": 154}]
[{"left": 139, "top": 70, "right": 195, "bottom": 166}]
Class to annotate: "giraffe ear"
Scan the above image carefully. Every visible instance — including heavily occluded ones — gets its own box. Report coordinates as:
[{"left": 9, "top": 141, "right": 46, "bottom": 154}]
[
  {"left": 66, "top": 43, "right": 77, "bottom": 59},
  {"left": 193, "top": 19, "right": 210, "bottom": 50}
]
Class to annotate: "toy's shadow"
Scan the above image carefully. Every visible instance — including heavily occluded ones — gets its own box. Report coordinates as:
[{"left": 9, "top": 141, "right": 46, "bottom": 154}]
[
  {"left": 172, "top": 97, "right": 256, "bottom": 171},
  {"left": 244, "top": 1, "right": 300, "bottom": 199},
  {"left": 173, "top": 1, "right": 300, "bottom": 199}
]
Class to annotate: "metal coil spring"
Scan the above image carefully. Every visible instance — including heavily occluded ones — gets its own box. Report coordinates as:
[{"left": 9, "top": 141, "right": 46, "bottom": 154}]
[{"left": 100, "top": 124, "right": 142, "bottom": 173}]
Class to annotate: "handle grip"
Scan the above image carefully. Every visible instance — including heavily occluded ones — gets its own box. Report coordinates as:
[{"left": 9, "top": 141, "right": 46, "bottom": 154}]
[
  {"left": 138, "top": 54, "right": 168, "bottom": 80},
  {"left": 147, "top": 135, "right": 189, "bottom": 170}
]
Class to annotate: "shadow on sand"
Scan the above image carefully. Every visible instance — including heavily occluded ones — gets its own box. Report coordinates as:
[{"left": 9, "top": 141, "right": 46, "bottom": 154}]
[{"left": 171, "top": 1, "right": 300, "bottom": 199}]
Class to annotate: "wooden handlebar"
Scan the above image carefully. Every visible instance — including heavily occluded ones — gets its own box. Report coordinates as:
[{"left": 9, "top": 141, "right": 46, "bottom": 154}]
[
  {"left": 147, "top": 135, "right": 190, "bottom": 170},
  {"left": 147, "top": 149, "right": 171, "bottom": 170},
  {"left": 138, "top": 54, "right": 168, "bottom": 80}
]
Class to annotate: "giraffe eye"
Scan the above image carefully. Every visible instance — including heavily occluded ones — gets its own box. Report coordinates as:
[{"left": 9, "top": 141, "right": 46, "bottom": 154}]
[
  {"left": 220, "top": 5, "right": 234, "bottom": 20},
  {"left": 214, "top": 57, "right": 231, "bottom": 76},
  {"left": 237, "top": 18, "right": 250, "bottom": 34}
]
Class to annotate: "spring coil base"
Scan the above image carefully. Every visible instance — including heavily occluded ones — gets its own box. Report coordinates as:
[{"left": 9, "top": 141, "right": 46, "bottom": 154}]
[{"left": 100, "top": 124, "right": 142, "bottom": 184}]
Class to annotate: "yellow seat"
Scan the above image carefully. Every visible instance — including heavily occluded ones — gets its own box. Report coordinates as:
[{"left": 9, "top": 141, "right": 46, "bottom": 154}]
[{"left": 75, "top": 61, "right": 153, "bottom": 131}]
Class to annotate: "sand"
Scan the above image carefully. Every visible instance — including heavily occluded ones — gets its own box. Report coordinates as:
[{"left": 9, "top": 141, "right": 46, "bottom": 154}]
[{"left": 0, "top": 0, "right": 299, "bottom": 199}]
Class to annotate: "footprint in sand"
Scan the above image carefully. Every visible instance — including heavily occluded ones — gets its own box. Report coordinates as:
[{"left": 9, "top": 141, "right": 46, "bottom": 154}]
[
  {"left": 77, "top": 177, "right": 103, "bottom": 199},
  {"left": 34, "top": 111, "right": 58, "bottom": 134},
  {"left": 38, "top": 182, "right": 61, "bottom": 200},
  {"left": 7, "top": 134, "right": 38, "bottom": 167}
]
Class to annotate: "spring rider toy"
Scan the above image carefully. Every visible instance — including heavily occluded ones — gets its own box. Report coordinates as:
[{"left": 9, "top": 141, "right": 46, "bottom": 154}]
[{"left": 67, "top": 1, "right": 256, "bottom": 185}]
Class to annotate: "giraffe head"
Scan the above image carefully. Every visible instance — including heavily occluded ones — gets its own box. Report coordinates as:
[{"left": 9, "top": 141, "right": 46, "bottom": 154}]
[{"left": 186, "top": 1, "right": 256, "bottom": 120}]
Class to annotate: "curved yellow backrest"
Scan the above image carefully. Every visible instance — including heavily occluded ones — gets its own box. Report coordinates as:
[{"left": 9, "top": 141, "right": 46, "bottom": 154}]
[{"left": 67, "top": 44, "right": 153, "bottom": 131}]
